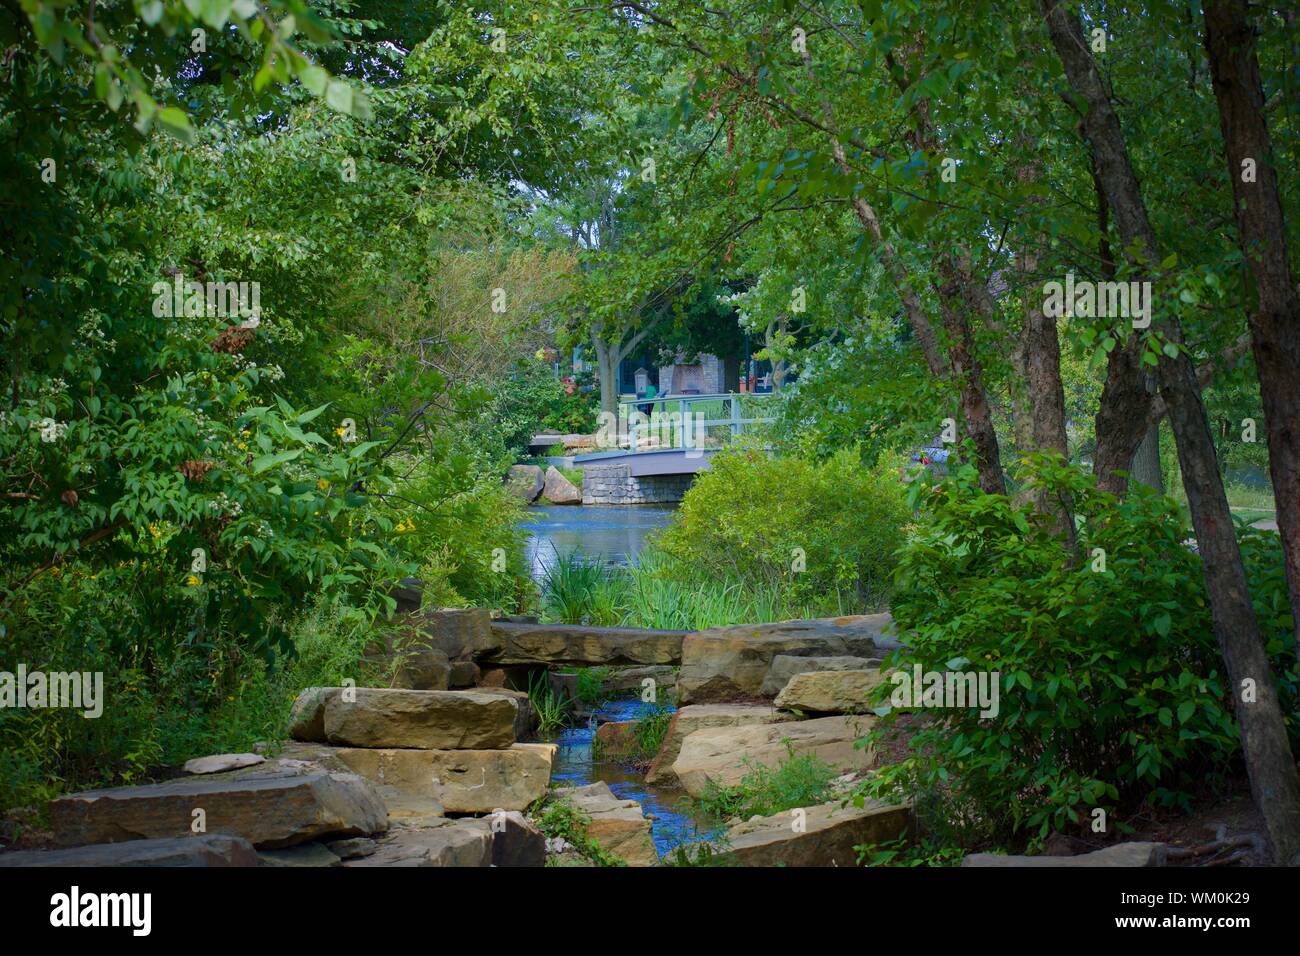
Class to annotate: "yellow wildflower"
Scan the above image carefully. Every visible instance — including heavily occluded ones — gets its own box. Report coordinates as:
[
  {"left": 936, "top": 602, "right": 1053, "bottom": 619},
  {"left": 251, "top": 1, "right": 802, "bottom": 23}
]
[{"left": 186, "top": 574, "right": 201, "bottom": 587}]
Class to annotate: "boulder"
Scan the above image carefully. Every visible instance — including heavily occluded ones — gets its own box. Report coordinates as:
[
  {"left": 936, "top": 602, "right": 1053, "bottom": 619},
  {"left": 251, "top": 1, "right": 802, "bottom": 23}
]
[
  {"left": 774, "top": 669, "right": 888, "bottom": 714},
  {"left": 557, "top": 782, "right": 658, "bottom": 866},
  {"left": 722, "top": 800, "right": 912, "bottom": 867},
  {"left": 345, "top": 821, "right": 492, "bottom": 867},
  {"left": 406, "top": 607, "right": 498, "bottom": 662},
  {"left": 390, "top": 577, "right": 424, "bottom": 614},
  {"left": 604, "top": 665, "right": 678, "bottom": 699},
  {"left": 448, "top": 661, "right": 480, "bottom": 688},
  {"left": 287, "top": 687, "right": 335, "bottom": 742},
  {"left": 506, "top": 464, "right": 545, "bottom": 503},
  {"left": 671, "top": 715, "right": 876, "bottom": 798},
  {"left": 962, "top": 842, "right": 1170, "bottom": 867},
  {"left": 257, "top": 842, "right": 342, "bottom": 867},
  {"left": 326, "top": 837, "right": 377, "bottom": 860},
  {"left": 390, "top": 647, "right": 451, "bottom": 691},
  {"left": 334, "top": 743, "right": 555, "bottom": 814},
  {"left": 321, "top": 688, "right": 517, "bottom": 750},
  {"left": 593, "top": 720, "right": 638, "bottom": 759},
  {"left": 678, "top": 615, "right": 892, "bottom": 703},
  {"left": 49, "top": 772, "right": 388, "bottom": 849},
  {"left": 486, "top": 621, "right": 688, "bottom": 666},
  {"left": 183, "top": 753, "right": 265, "bottom": 775},
  {"left": 760, "top": 655, "right": 883, "bottom": 697},
  {"left": 543, "top": 466, "right": 582, "bottom": 505},
  {"left": 473, "top": 811, "right": 547, "bottom": 867},
  {"left": 645, "top": 704, "right": 781, "bottom": 785},
  {"left": 470, "top": 686, "right": 536, "bottom": 740},
  {"left": 0, "top": 834, "right": 258, "bottom": 867}
]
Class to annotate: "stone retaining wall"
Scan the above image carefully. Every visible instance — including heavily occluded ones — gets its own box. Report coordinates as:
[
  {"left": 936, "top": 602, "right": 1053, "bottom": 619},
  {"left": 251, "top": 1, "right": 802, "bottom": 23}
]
[{"left": 581, "top": 463, "right": 693, "bottom": 504}]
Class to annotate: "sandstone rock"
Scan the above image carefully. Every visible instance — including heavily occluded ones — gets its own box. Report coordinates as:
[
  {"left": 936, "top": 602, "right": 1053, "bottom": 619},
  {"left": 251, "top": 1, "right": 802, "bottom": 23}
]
[
  {"left": 390, "top": 577, "right": 424, "bottom": 614},
  {"left": 760, "top": 655, "right": 883, "bottom": 697},
  {"left": 183, "top": 753, "right": 265, "bottom": 775},
  {"left": 962, "top": 842, "right": 1170, "bottom": 867},
  {"left": 390, "top": 647, "right": 451, "bottom": 691},
  {"left": 506, "top": 464, "right": 545, "bottom": 503},
  {"left": 326, "top": 837, "right": 377, "bottom": 860},
  {"left": 448, "top": 661, "right": 480, "bottom": 688},
  {"left": 671, "top": 715, "right": 876, "bottom": 798},
  {"left": 287, "top": 687, "right": 336, "bottom": 742},
  {"left": 678, "top": 615, "right": 892, "bottom": 703},
  {"left": 257, "top": 842, "right": 342, "bottom": 867},
  {"left": 645, "top": 704, "right": 781, "bottom": 785},
  {"left": 605, "top": 665, "right": 678, "bottom": 698},
  {"left": 543, "top": 466, "right": 582, "bottom": 505},
  {"left": 593, "top": 720, "right": 638, "bottom": 758},
  {"left": 470, "top": 686, "right": 536, "bottom": 740},
  {"left": 407, "top": 607, "right": 498, "bottom": 661},
  {"left": 722, "top": 800, "right": 912, "bottom": 867},
  {"left": 558, "top": 782, "right": 658, "bottom": 866},
  {"left": 486, "top": 621, "right": 688, "bottom": 666},
  {"left": 465, "top": 811, "right": 547, "bottom": 867},
  {"left": 49, "top": 772, "right": 388, "bottom": 849},
  {"left": 322, "top": 688, "right": 517, "bottom": 750},
  {"left": 334, "top": 743, "right": 555, "bottom": 814},
  {"left": 345, "top": 821, "right": 492, "bottom": 867},
  {"left": 774, "top": 669, "right": 888, "bottom": 714},
  {"left": 0, "top": 834, "right": 258, "bottom": 867}
]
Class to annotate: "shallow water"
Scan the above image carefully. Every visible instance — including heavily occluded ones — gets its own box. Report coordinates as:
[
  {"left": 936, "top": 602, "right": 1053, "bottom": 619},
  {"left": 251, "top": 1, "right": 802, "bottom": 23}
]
[{"left": 550, "top": 698, "right": 723, "bottom": 857}]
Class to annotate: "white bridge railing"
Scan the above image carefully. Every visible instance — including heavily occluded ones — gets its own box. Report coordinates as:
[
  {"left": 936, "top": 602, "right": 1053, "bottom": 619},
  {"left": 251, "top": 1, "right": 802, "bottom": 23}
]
[{"left": 594, "top": 392, "right": 777, "bottom": 455}]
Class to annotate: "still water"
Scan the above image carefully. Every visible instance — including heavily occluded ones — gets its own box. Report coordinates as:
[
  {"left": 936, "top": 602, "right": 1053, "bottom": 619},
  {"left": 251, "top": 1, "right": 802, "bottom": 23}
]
[{"left": 521, "top": 503, "right": 675, "bottom": 576}]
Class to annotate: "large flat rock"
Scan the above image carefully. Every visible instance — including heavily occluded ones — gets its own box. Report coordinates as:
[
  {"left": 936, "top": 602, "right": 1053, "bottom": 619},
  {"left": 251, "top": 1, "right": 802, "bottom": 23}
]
[
  {"left": 0, "top": 834, "right": 259, "bottom": 867},
  {"left": 760, "top": 654, "right": 882, "bottom": 697},
  {"left": 334, "top": 743, "right": 555, "bottom": 814},
  {"left": 774, "top": 669, "right": 888, "bottom": 714},
  {"left": 557, "top": 782, "right": 658, "bottom": 866},
  {"left": 678, "top": 616, "right": 892, "bottom": 703},
  {"left": 49, "top": 771, "right": 388, "bottom": 849},
  {"left": 345, "top": 821, "right": 493, "bottom": 867},
  {"left": 962, "top": 843, "right": 1169, "bottom": 867},
  {"left": 672, "top": 715, "right": 876, "bottom": 798},
  {"left": 723, "top": 800, "right": 912, "bottom": 867},
  {"left": 312, "top": 688, "right": 517, "bottom": 750},
  {"left": 485, "top": 621, "right": 689, "bottom": 666},
  {"left": 645, "top": 704, "right": 782, "bottom": 785}
]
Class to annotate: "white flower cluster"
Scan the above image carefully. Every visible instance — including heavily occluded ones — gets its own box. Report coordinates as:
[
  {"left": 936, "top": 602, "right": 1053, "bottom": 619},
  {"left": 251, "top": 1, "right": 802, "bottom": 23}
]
[{"left": 207, "top": 493, "right": 243, "bottom": 517}]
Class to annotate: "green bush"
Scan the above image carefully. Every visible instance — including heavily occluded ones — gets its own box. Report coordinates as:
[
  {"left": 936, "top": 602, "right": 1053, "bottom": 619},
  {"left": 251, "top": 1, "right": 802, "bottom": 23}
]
[
  {"left": 857, "top": 456, "right": 1297, "bottom": 851},
  {"left": 658, "top": 447, "right": 911, "bottom": 611}
]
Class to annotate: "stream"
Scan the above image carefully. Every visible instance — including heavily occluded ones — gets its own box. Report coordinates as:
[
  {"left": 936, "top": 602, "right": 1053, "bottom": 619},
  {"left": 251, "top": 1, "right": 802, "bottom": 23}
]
[{"left": 521, "top": 504, "right": 720, "bottom": 856}]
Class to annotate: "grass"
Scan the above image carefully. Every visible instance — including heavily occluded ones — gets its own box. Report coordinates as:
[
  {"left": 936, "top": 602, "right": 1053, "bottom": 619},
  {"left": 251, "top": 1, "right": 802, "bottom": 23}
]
[
  {"left": 526, "top": 671, "right": 573, "bottom": 735},
  {"left": 692, "top": 741, "right": 839, "bottom": 822},
  {"left": 538, "top": 546, "right": 815, "bottom": 631}
]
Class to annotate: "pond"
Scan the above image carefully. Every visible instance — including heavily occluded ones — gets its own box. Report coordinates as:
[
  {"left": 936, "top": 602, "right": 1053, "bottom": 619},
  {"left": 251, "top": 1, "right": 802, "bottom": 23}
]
[{"left": 521, "top": 503, "right": 676, "bottom": 578}]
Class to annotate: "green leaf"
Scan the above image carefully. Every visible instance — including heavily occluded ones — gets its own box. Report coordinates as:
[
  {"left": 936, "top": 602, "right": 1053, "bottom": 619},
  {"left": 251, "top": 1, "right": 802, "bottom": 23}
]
[
  {"left": 299, "top": 65, "right": 328, "bottom": 97},
  {"left": 324, "top": 79, "right": 353, "bottom": 114},
  {"left": 252, "top": 449, "right": 303, "bottom": 473}
]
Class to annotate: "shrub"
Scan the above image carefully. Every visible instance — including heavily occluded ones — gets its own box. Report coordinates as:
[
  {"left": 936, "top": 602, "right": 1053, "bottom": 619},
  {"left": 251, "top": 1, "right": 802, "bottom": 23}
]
[
  {"left": 693, "top": 742, "right": 838, "bottom": 821},
  {"left": 658, "top": 447, "right": 910, "bottom": 611},
  {"left": 856, "top": 456, "right": 1296, "bottom": 851}
]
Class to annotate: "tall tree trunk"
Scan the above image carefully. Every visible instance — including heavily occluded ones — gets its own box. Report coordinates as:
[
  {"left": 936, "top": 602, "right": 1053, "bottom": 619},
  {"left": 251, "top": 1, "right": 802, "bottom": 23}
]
[
  {"left": 1086, "top": 153, "right": 1157, "bottom": 494},
  {"left": 1204, "top": 0, "right": 1300, "bottom": 670},
  {"left": 935, "top": 257, "right": 1007, "bottom": 496},
  {"left": 1044, "top": 0, "right": 1300, "bottom": 865},
  {"left": 1129, "top": 421, "right": 1164, "bottom": 493}
]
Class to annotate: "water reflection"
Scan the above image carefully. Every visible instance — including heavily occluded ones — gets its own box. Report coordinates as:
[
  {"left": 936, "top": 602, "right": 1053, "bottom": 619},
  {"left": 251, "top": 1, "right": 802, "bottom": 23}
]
[{"left": 521, "top": 504, "right": 676, "bottom": 578}]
